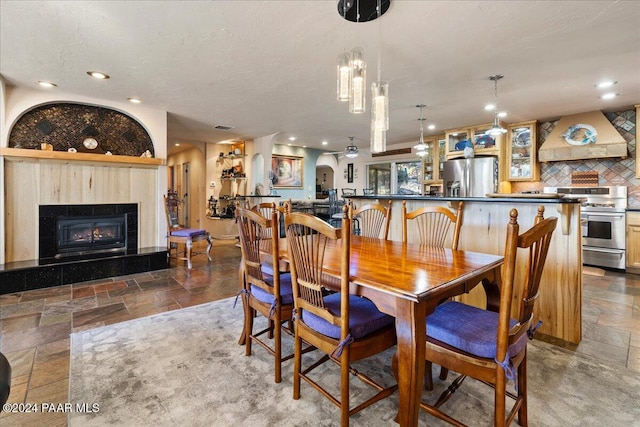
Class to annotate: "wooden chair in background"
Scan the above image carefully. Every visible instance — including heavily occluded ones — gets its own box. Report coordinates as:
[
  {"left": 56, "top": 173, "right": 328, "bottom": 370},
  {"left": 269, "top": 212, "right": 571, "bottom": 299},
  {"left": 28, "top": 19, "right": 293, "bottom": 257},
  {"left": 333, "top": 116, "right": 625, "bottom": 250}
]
[
  {"left": 164, "top": 193, "right": 213, "bottom": 269},
  {"left": 349, "top": 200, "right": 392, "bottom": 239},
  {"left": 401, "top": 200, "right": 465, "bottom": 389},
  {"left": 420, "top": 206, "right": 557, "bottom": 426},
  {"left": 285, "top": 208, "right": 397, "bottom": 426},
  {"left": 236, "top": 206, "right": 294, "bottom": 383}
]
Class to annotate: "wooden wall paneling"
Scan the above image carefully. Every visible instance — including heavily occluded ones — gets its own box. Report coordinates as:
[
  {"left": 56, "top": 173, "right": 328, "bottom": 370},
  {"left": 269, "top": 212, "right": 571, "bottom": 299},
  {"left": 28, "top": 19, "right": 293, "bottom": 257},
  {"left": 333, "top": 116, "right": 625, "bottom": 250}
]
[
  {"left": 128, "top": 167, "right": 159, "bottom": 248},
  {"left": 5, "top": 160, "right": 40, "bottom": 262}
]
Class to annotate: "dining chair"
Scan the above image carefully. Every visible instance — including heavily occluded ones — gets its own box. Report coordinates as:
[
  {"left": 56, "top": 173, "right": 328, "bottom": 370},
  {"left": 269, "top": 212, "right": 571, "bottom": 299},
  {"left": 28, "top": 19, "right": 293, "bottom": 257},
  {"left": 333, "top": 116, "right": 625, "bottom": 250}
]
[
  {"left": 420, "top": 206, "right": 557, "bottom": 426},
  {"left": 402, "top": 200, "right": 464, "bottom": 388},
  {"left": 350, "top": 200, "right": 392, "bottom": 239},
  {"left": 236, "top": 205, "right": 294, "bottom": 383},
  {"left": 401, "top": 200, "right": 464, "bottom": 249},
  {"left": 164, "top": 194, "right": 213, "bottom": 269},
  {"left": 285, "top": 207, "right": 398, "bottom": 426}
]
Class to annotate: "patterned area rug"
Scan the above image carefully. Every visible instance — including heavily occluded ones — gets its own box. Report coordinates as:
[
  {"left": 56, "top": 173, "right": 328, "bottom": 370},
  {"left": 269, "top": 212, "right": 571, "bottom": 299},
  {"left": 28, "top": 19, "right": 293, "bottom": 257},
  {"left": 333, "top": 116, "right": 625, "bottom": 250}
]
[{"left": 69, "top": 298, "right": 640, "bottom": 426}]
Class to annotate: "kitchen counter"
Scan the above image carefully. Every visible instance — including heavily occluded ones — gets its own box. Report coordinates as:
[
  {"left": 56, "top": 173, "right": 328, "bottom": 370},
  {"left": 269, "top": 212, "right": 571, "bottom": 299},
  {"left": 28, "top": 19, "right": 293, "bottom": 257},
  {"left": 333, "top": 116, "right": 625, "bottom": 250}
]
[{"left": 347, "top": 194, "right": 583, "bottom": 345}]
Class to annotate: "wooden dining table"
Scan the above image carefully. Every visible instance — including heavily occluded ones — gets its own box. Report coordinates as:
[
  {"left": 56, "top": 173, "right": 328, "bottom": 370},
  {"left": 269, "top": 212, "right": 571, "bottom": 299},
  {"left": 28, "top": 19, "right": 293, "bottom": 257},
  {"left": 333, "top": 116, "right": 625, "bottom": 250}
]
[{"left": 271, "top": 235, "right": 504, "bottom": 426}]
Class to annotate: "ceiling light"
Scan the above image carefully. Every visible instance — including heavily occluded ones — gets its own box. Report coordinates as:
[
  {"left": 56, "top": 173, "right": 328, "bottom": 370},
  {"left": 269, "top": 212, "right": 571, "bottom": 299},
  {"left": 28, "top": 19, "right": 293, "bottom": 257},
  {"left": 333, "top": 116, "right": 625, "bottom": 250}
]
[
  {"left": 288, "top": 136, "right": 297, "bottom": 141},
  {"left": 486, "top": 75, "right": 507, "bottom": 137},
  {"left": 498, "top": 111, "right": 507, "bottom": 118},
  {"left": 484, "top": 104, "right": 496, "bottom": 111},
  {"left": 36, "top": 81, "right": 57, "bottom": 88},
  {"left": 600, "top": 92, "right": 617, "bottom": 100},
  {"left": 287, "top": 143, "right": 292, "bottom": 146},
  {"left": 596, "top": 81, "right": 617, "bottom": 88},
  {"left": 127, "top": 97, "right": 142, "bottom": 104},
  {"left": 87, "top": 71, "right": 110, "bottom": 79},
  {"left": 428, "top": 124, "right": 436, "bottom": 130},
  {"left": 349, "top": 47, "right": 366, "bottom": 114},
  {"left": 413, "top": 104, "right": 429, "bottom": 157},
  {"left": 175, "top": 143, "right": 180, "bottom": 146},
  {"left": 302, "top": 145, "right": 307, "bottom": 148},
  {"left": 337, "top": 52, "right": 351, "bottom": 102},
  {"left": 322, "top": 141, "right": 328, "bottom": 145}
]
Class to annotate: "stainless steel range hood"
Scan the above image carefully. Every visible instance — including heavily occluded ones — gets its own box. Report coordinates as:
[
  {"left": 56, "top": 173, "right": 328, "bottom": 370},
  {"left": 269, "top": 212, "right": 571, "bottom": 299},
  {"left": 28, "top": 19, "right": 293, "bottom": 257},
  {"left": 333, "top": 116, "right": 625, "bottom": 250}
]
[{"left": 538, "top": 110, "right": 627, "bottom": 162}]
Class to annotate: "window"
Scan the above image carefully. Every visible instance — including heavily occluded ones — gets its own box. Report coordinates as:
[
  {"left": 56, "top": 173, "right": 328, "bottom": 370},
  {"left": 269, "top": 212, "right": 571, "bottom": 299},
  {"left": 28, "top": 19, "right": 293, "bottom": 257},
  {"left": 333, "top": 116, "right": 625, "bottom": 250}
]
[{"left": 366, "top": 160, "right": 422, "bottom": 195}]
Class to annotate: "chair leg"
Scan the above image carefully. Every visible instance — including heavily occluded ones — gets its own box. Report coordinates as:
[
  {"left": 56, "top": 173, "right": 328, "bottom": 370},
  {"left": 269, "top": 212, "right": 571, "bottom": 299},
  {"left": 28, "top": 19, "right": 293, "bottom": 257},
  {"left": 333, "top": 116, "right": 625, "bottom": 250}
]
[
  {"left": 244, "top": 303, "right": 254, "bottom": 357},
  {"left": 274, "top": 309, "right": 282, "bottom": 383},
  {"left": 340, "top": 348, "right": 350, "bottom": 427},
  {"left": 439, "top": 366, "right": 449, "bottom": 381},
  {"left": 293, "top": 325, "right": 302, "bottom": 400},
  {"left": 518, "top": 352, "right": 528, "bottom": 427},
  {"left": 495, "top": 369, "right": 507, "bottom": 427},
  {"left": 424, "top": 361, "right": 434, "bottom": 391},
  {"left": 237, "top": 264, "right": 247, "bottom": 346},
  {"left": 206, "top": 234, "right": 213, "bottom": 261},
  {"left": 185, "top": 238, "right": 193, "bottom": 269}
]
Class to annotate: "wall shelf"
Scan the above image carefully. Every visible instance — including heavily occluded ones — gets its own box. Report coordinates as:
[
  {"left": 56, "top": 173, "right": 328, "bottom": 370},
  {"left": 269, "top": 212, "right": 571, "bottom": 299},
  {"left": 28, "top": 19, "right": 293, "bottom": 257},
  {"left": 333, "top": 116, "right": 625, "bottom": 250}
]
[{"left": 0, "top": 147, "right": 165, "bottom": 167}]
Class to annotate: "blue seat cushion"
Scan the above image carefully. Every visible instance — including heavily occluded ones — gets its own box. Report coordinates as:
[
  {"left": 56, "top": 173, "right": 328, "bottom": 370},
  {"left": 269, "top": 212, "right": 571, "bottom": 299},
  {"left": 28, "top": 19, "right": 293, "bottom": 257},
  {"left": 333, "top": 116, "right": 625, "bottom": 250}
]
[
  {"left": 426, "top": 301, "right": 527, "bottom": 359},
  {"left": 250, "top": 273, "right": 294, "bottom": 306},
  {"left": 301, "top": 293, "right": 394, "bottom": 340},
  {"left": 170, "top": 228, "right": 208, "bottom": 237}
]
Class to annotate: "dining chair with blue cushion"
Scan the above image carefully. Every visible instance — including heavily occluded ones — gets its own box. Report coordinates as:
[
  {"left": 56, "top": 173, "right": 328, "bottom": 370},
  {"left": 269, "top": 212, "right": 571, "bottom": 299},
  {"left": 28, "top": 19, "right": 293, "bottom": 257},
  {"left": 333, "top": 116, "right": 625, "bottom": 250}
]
[
  {"left": 420, "top": 206, "right": 557, "bottom": 426},
  {"left": 285, "top": 206, "right": 397, "bottom": 426},
  {"left": 236, "top": 205, "right": 294, "bottom": 383},
  {"left": 164, "top": 194, "right": 213, "bottom": 269}
]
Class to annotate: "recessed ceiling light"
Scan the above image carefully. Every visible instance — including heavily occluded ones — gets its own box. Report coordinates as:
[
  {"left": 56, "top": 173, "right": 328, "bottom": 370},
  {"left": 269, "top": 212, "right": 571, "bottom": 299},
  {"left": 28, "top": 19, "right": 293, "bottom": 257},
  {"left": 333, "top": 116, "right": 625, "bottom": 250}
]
[
  {"left": 497, "top": 111, "right": 507, "bottom": 118},
  {"left": 36, "top": 81, "right": 57, "bottom": 88},
  {"left": 484, "top": 104, "right": 496, "bottom": 111},
  {"left": 322, "top": 141, "right": 328, "bottom": 145},
  {"left": 600, "top": 92, "right": 618, "bottom": 100},
  {"left": 596, "top": 81, "right": 617, "bottom": 89},
  {"left": 287, "top": 143, "right": 292, "bottom": 146},
  {"left": 427, "top": 124, "right": 436, "bottom": 130},
  {"left": 175, "top": 143, "right": 180, "bottom": 146},
  {"left": 302, "top": 145, "right": 307, "bottom": 148},
  {"left": 288, "top": 136, "right": 297, "bottom": 141},
  {"left": 87, "top": 71, "right": 110, "bottom": 79},
  {"left": 127, "top": 97, "right": 142, "bottom": 104}
]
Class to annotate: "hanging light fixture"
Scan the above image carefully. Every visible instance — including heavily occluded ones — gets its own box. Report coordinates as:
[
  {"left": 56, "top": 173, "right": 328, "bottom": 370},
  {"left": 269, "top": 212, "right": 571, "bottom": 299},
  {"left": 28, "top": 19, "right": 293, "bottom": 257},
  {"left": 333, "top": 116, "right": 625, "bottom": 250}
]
[
  {"left": 349, "top": 47, "right": 366, "bottom": 114},
  {"left": 370, "top": 0, "right": 388, "bottom": 152},
  {"left": 486, "top": 74, "right": 507, "bottom": 137},
  {"left": 413, "top": 104, "right": 428, "bottom": 157},
  {"left": 337, "top": 52, "right": 351, "bottom": 102}
]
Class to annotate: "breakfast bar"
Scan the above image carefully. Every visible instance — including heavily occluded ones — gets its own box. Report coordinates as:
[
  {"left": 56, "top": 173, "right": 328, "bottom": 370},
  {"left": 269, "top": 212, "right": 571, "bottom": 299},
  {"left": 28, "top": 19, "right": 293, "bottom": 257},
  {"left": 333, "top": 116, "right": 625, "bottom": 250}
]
[{"left": 348, "top": 194, "right": 584, "bottom": 344}]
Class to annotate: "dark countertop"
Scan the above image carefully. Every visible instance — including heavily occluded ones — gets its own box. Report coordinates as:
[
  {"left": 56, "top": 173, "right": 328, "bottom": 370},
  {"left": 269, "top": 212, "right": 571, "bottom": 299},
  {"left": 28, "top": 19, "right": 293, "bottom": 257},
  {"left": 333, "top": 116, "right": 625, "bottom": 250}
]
[
  {"left": 627, "top": 208, "right": 640, "bottom": 212},
  {"left": 346, "top": 194, "right": 583, "bottom": 204}
]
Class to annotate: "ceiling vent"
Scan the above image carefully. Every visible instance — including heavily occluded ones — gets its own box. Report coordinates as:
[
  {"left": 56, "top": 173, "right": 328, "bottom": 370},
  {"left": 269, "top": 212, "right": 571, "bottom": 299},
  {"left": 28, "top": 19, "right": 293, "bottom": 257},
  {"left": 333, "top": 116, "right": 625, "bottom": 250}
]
[
  {"left": 538, "top": 110, "right": 627, "bottom": 162},
  {"left": 213, "top": 124, "right": 234, "bottom": 131}
]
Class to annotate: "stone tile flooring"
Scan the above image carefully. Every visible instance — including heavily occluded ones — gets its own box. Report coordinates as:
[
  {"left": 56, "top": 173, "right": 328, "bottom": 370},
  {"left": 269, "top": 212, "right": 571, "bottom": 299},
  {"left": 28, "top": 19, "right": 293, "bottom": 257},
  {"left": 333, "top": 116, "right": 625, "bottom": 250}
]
[{"left": 0, "top": 238, "right": 639, "bottom": 426}]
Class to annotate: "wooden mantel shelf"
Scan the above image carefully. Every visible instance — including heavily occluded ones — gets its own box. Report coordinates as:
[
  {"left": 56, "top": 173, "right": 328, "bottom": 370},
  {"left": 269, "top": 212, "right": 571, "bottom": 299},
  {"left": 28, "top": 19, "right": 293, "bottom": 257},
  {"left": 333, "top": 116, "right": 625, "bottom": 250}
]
[{"left": 0, "top": 147, "right": 165, "bottom": 167}]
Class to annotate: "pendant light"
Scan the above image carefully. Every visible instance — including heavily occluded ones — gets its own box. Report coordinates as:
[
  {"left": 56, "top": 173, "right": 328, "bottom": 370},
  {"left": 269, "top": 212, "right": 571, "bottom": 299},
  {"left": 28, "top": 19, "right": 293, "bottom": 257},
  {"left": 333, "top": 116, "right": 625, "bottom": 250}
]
[
  {"left": 414, "top": 104, "right": 428, "bottom": 157},
  {"left": 486, "top": 74, "right": 507, "bottom": 137},
  {"left": 370, "top": 0, "right": 387, "bottom": 152},
  {"left": 349, "top": 47, "right": 366, "bottom": 114},
  {"left": 337, "top": 52, "right": 351, "bottom": 102}
]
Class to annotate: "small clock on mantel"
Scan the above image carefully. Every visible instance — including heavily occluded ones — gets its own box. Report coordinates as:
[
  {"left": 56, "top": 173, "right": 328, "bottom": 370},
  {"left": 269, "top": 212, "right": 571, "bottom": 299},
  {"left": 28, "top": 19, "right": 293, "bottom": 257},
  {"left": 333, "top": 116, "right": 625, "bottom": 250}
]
[{"left": 79, "top": 137, "right": 104, "bottom": 154}]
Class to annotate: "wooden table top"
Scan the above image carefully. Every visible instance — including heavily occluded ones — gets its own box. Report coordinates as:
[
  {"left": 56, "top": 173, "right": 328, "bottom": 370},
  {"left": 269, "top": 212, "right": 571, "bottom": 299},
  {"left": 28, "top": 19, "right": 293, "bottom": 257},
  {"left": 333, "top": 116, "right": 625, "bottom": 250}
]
[{"left": 280, "top": 236, "right": 504, "bottom": 303}]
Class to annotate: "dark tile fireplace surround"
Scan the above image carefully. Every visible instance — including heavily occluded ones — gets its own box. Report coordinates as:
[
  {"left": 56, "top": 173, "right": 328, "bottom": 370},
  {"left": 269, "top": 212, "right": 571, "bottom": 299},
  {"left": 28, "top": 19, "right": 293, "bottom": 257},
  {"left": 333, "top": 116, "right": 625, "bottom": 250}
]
[{"left": 0, "top": 203, "right": 167, "bottom": 295}]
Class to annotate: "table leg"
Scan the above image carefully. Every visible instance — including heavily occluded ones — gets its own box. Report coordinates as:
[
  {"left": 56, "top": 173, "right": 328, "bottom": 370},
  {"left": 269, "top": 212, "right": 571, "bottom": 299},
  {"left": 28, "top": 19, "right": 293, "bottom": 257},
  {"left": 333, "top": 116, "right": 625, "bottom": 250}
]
[{"left": 394, "top": 298, "right": 427, "bottom": 427}]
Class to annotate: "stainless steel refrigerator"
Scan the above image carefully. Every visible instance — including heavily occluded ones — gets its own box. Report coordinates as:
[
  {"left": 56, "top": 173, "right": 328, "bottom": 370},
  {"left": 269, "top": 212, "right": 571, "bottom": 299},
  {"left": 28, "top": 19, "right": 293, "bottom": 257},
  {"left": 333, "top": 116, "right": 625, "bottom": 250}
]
[{"left": 442, "top": 156, "right": 498, "bottom": 197}]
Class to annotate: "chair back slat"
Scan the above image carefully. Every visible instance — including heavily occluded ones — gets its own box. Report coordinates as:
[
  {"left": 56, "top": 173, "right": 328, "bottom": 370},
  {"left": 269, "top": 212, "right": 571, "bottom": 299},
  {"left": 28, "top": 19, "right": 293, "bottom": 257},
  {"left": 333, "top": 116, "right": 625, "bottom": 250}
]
[{"left": 402, "top": 201, "right": 464, "bottom": 249}]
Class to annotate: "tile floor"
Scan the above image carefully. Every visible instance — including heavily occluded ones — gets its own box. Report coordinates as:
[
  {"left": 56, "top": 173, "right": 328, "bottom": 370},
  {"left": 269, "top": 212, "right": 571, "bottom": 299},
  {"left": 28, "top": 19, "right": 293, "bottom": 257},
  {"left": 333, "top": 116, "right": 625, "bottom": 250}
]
[{"left": 1, "top": 239, "right": 639, "bottom": 426}]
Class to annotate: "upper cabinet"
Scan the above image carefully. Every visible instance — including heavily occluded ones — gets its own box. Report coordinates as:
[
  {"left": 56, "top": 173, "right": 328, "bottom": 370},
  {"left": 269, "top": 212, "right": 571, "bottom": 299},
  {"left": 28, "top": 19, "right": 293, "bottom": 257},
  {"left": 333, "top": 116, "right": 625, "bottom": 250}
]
[
  {"left": 506, "top": 121, "right": 538, "bottom": 181},
  {"left": 445, "top": 122, "right": 504, "bottom": 159},
  {"left": 421, "top": 135, "right": 446, "bottom": 195}
]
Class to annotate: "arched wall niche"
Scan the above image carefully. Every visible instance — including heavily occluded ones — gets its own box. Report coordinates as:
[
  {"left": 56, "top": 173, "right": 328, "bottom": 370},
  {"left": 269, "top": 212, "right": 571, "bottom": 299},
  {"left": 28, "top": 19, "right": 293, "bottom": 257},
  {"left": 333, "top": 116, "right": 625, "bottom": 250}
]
[{"left": 8, "top": 102, "right": 155, "bottom": 157}]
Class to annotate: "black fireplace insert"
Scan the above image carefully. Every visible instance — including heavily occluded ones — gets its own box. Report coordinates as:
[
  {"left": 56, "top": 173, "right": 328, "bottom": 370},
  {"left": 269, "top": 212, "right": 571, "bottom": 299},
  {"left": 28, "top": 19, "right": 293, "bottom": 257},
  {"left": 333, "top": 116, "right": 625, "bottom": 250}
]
[{"left": 56, "top": 215, "right": 127, "bottom": 256}]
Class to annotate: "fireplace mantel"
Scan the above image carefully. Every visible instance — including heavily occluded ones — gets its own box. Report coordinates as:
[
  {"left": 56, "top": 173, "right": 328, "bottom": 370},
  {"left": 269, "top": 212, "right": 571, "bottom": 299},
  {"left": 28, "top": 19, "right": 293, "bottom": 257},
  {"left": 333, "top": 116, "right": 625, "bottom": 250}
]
[{"left": 0, "top": 147, "right": 165, "bottom": 167}]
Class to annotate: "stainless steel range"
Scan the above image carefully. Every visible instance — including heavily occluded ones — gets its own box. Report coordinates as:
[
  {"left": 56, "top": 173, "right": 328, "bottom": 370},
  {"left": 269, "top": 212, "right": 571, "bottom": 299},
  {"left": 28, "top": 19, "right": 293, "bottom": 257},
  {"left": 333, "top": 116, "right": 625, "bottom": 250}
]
[{"left": 544, "top": 186, "right": 627, "bottom": 270}]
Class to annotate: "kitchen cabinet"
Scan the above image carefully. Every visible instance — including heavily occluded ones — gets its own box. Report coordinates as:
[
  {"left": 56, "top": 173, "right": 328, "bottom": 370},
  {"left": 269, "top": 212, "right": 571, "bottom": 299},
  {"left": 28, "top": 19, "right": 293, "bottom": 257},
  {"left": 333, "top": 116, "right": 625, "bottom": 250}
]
[
  {"left": 627, "top": 212, "right": 640, "bottom": 274},
  {"left": 421, "top": 135, "right": 445, "bottom": 195},
  {"left": 506, "top": 121, "right": 539, "bottom": 181},
  {"left": 445, "top": 123, "right": 504, "bottom": 160}
]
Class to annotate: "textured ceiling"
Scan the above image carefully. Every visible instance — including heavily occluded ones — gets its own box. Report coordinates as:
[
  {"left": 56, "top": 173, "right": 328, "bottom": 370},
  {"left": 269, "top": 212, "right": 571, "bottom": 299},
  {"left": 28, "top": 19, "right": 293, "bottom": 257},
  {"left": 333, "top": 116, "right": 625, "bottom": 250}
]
[{"left": 1, "top": 1, "right": 639, "bottom": 155}]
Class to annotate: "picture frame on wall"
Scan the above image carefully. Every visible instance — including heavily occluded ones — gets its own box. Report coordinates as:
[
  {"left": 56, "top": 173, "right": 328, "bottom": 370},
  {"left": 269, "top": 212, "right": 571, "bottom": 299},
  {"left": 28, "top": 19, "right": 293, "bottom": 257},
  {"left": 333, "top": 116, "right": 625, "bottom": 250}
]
[
  {"left": 347, "top": 163, "right": 354, "bottom": 183},
  {"left": 270, "top": 155, "right": 303, "bottom": 188}
]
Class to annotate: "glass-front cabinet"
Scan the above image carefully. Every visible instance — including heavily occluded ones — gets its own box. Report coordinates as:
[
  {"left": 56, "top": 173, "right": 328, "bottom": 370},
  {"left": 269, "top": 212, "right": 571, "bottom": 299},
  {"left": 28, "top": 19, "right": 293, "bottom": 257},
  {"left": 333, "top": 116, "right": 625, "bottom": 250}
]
[
  {"left": 506, "top": 121, "right": 538, "bottom": 181},
  {"left": 421, "top": 135, "right": 445, "bottom": 195},
  {"left": 445, "top": 123, "right": 503, "bottom": 159}
]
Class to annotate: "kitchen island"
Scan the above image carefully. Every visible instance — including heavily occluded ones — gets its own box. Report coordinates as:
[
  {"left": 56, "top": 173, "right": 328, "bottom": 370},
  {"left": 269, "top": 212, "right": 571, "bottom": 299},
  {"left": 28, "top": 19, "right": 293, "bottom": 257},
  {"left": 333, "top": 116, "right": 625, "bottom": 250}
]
[{"left": 348, "top": 194, "right": 583, "bottom": 344}]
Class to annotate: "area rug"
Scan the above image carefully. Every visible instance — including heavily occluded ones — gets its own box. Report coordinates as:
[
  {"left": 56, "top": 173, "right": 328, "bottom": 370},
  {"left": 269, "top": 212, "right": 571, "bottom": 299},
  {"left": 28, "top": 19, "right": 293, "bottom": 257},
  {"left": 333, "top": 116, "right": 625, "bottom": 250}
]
[{"left": 69, "top": 298, "right": 640, "bottom": 426}]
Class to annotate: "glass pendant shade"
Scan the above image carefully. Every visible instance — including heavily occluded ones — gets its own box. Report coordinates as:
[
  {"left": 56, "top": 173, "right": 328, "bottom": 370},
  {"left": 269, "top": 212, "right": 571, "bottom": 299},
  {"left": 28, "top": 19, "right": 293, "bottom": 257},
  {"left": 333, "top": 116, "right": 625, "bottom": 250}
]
[
  {"left": 370, "top": 121, "right": 386, "bottom": 153},
  {"left": 415, "top": 148, "right": 428, "bottom": 157},
  {"left": 371, "top": 81, "right": 389, "bottom": 130},
  {"left": 337, "top": 52, "right": 351, "bottom": 102},
  {"left": 349, "top": 48, "right": 366, "bottom": 114}
]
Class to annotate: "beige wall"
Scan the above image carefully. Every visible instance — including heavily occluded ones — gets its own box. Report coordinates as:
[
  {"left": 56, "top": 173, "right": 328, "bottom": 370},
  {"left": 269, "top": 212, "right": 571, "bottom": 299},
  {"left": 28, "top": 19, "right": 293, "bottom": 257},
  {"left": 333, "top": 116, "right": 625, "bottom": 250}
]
[{"left": 167, "top": 146, "right": 206, "bottom": 228}]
